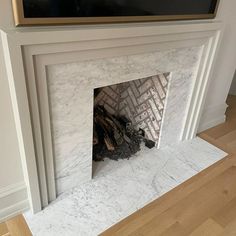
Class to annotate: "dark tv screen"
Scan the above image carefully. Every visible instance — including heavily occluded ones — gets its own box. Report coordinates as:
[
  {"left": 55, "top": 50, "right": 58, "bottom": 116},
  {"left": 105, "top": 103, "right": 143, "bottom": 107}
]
[{"left": 23, "top": 0, "right": 218, "bottom": 18}]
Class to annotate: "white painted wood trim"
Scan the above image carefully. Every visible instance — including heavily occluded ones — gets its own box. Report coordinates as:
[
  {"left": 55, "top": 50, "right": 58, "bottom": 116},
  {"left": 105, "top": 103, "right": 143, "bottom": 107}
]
[
  {"left": 23, "top": 47, "right": 50, "bottom": 208},
  {"left": 34, "top": 56, "right": 56, "bottom": 204},
  {"left": 1, "top": 31, "right": 41, "bottom": 213},
  {"left": 1, "top": 21, "right": 222, "bottom": 213},
  {"left": 5, "top": 21, "right": 222, "bottom": 45},
  {"left": 0, "top": 182, "right": 29, "bottom": 222},
  {"left": 0, "top": 182, "right": 26, "bottom": 199},
  {"left": 0, "top": 200, "right": 29, "bottom": 223},
  {"left": 181, "top": 29, "right": 222, "bottom": 139}
]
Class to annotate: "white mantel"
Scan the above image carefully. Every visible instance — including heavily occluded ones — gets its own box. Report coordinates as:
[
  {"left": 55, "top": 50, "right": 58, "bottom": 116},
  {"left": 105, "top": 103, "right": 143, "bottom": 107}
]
[{"left": 0, "top": 21, "right": 222, "bottom": 214}]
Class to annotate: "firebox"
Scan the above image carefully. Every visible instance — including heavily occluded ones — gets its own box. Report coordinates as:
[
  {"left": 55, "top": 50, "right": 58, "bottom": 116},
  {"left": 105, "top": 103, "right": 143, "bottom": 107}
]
[{"left": 93, "top": 73, "right": 170, "bottom": 161}]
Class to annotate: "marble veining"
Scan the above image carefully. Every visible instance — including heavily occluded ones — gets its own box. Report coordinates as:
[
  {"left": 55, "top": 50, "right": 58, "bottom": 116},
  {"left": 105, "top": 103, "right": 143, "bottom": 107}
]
[
  {"left": 47, "top": 46, "right": 203, "bottom": 194},
  {"left": 24, "top": 137, "right": 227, "bottom": 236}
]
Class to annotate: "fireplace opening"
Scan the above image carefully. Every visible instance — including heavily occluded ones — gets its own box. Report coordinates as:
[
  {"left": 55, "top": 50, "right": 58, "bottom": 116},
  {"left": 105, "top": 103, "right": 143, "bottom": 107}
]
[{"left": 92, "top": 73, "right": 170, "bottom": 161}]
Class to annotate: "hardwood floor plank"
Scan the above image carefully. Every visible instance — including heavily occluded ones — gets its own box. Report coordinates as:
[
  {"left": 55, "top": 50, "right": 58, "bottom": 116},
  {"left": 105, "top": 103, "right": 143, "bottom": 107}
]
[
  {"left": 202, "top": 121, "right": 236, "bottom": 140},
  {"left": 128, "top": 167, "right": 236, "bottom": 236},
  {"left": 189, "top": 219, "right": 223, "bottom": 236},
  {"left": 6, "top": 215, "right": 32, "bottom": 236},
  {"left": 198, "top": 133, "right": 232, "bottom": 153},
  {"left": 227, "top": 140, "right": 236, "bottom": 154},
  {"left": 212, "top": 197, "right": 236, "bottom": 227},
  {"left": 219, "top": 218, "right": 236, "bottom": 236},
  {"left": 217, "top": 130, "right": 236, "bottom": 145},
  {"left": 159, "top": 222, "right": 187, "bottom": 236},
  {"left": 0, "top": 222, "right": 8, "bottom": 236}
]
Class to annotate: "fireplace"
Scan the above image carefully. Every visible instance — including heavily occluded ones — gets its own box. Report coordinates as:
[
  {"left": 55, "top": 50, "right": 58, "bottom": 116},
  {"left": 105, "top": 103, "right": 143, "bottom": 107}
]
[
  {"left": 47, "top": 47, "right": 202, "bottom": 195},
  {"left": 3, "top": 22, "right": 221, "bottom": 212},
  {"left": 92, "top": 73, "right": 170, "bottom": 161}
]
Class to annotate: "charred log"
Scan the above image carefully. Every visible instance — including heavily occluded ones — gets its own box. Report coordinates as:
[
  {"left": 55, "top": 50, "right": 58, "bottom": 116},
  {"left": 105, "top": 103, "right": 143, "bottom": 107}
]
[{"left": 93, "top": 105, "right": 154, "bottom": 161}]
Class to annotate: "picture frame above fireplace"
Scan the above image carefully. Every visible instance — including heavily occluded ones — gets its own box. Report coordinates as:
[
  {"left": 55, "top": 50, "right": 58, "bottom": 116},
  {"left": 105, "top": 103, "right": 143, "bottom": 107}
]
[{"left": 12, "top": 0, "right": 220, "bottom": 26}]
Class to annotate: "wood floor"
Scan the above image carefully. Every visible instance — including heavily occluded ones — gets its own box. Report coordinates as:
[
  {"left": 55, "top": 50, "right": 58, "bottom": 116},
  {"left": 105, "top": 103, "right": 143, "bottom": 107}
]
[
  {"left": 0, "top": 215, "right": 31, "bottom": 236},
  {"left": 1, "top": 96, "right": 236, "bottom": 236},
  {"left": 101, "top": 95, "right": 236, "bottom": 236}
]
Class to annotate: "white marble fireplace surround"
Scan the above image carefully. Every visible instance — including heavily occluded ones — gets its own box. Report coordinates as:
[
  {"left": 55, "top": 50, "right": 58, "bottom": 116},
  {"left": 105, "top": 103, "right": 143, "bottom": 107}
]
[
  {"left": 48, "top": 46, "right": 202, "bottom": 196},
  {"left": 1, "top": 21, "right": 222, "bottom": 213}
]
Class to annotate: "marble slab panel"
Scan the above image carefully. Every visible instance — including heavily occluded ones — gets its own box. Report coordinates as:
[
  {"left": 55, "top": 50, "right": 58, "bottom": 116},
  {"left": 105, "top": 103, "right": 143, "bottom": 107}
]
[
  {"left": 47, "top": 46, "right": 203, "bottom": 194},
  {"left": 24, "top": 137, "right": 227, "bottom": 236}
]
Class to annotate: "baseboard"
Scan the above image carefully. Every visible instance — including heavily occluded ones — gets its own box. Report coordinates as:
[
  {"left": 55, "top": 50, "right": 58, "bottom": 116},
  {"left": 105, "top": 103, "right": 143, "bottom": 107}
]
[
  {"left": 0, "top": 182, "right": 29, "bottom": 222},
  {"left": 198, "top": 103, "right": 228, "bottom": 132},
  {"left": 0, "top": 200, "right": 29, "bottom": 223}
]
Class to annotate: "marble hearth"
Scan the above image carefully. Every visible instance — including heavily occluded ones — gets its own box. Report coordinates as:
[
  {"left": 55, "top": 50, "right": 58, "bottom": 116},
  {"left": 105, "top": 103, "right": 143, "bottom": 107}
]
[
  {"left": 24, "top": 137, "right": 227, "bottom": 236},
  {"left": 2, "top": 22, "right": 222, "bottom": 212}
]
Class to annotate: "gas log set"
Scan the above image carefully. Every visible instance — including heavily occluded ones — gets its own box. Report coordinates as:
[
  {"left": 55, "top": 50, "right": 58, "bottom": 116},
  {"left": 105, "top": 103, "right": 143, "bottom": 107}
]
[{"left": 93, "top": 105, "right": 155, "bottom": 161}]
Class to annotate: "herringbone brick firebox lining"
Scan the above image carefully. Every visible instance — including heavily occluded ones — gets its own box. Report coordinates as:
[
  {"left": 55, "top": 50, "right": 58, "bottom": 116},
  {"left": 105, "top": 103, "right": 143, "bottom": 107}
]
[{"left": 94, "top": 73, "right": 170, "bottom": 145}]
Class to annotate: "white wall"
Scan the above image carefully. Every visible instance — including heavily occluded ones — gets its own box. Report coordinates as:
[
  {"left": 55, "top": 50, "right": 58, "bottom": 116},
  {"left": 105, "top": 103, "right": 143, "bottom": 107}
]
[
  {"left": 199, "top": 0, "right": 236, "bottom": 131},
  {"left": 0, "top": 1, "right": 29, "bottom": 222},
  {"left": 0, "top": 40, "right": 24, "bottom": 188},
  {"left": 0, "top": 0, "right": 236, "bottom": 220},
  {"left": 0, "top": 36, "right": 29, "bottom": 221},
  {"left": 0, "top": 0, "right": 15, "bottom": 30}
]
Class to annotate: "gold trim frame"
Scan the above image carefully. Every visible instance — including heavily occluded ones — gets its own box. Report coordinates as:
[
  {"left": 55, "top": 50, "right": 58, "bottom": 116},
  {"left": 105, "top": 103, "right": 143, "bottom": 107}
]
[{"left": 12, "top": 0, "right": 220, "bottom": 26}]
